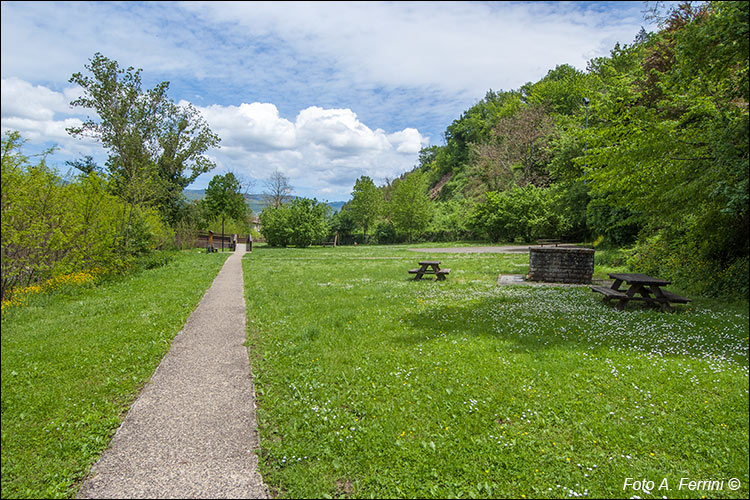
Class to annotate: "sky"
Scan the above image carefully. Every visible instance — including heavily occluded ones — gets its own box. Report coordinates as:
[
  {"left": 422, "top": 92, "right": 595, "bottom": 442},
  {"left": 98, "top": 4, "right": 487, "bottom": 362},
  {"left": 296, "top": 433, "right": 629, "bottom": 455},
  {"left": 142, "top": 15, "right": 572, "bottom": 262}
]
[{"left": 1, "top": 1, "right": 670, "bottom": 201}]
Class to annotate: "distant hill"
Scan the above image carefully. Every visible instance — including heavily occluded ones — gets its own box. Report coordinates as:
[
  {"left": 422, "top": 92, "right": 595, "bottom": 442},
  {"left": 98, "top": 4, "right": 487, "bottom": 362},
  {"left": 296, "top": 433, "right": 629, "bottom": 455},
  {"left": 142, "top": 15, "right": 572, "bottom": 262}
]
[{"left": 183, "top": 189, "right": 346, "bottom": 214}]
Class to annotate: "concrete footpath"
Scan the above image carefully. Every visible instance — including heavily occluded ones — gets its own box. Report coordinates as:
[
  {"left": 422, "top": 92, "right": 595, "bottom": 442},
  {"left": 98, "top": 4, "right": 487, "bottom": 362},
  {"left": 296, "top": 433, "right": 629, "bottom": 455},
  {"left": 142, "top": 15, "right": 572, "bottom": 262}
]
[{"left": 77, "top": 246, "right": 268, "bottom": 499}]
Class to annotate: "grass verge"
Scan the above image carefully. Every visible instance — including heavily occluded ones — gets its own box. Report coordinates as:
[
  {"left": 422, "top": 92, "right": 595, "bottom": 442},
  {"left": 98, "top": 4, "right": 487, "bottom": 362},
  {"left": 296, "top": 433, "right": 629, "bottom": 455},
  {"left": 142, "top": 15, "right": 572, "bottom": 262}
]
[
  {"left": 243, "top": 244, "right": 748, "bottom": 498},
  {"left": 1, "top": 249, "right": 229, "bottom": 498}
]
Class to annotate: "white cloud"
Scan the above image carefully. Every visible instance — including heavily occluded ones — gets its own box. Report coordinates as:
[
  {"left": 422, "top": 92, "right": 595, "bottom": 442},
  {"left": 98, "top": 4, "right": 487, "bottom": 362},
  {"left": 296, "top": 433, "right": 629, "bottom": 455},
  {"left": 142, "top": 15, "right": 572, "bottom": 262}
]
[
  {"left": 195, "top": 102, "right": 297, "bottom": 151},
  {"left": 1, "top": 78, "right": 426, "bottom": 199},
  {"left": 388, "top": 128, "right": 428, "bottom": 154},
  {"left": 295, "top": 106, "right": 390, "bottom": 154},
  {"left": 193, "top": 101, "right": 429, "bottom": 197},
  {"left": 1, "top": 77, "right": 80, "bottom": 121},
  {"left": 184, "top": 1, "right": 656, "bottom": 98}
]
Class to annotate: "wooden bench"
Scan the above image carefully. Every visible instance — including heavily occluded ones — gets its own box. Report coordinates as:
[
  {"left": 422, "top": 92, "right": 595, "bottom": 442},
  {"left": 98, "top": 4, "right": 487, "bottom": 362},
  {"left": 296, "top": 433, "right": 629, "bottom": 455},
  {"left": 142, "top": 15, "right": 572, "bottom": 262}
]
[
  {"left": 537, "top": 239, "right": 561, "bottom": 247},
  {"left": 590, "top": 285, "right": 628, "bottom": 299},
  {"left": 659, "top": 289, "right": 691, "bottom": 304}
]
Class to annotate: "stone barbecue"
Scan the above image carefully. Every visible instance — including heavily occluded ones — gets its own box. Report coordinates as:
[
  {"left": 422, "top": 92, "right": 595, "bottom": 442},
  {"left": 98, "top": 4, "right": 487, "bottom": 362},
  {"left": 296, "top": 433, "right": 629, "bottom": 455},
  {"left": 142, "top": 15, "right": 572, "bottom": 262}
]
[{"left": 527, "top": 246, "right": 594, "bottom": 284}]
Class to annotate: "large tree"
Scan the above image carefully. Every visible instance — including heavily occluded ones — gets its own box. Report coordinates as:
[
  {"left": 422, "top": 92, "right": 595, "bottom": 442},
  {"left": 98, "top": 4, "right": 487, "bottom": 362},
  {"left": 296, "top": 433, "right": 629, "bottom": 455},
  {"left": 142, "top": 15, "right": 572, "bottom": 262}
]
[
  {"left": 263, "top": 169, "right": 293, "bottom": 208},
  {"left": 67, "top": 52, "right": 220, "bottom": 226},
  {"left": 389, "top": 171, "right": 433, "bottom": 242},
  {"left": 203, "top": 172, "right": 248, "bottom": 249},
  {"left": 348, "top": 176, "right": 383, "bottom": 242},
  {"left": 469, "top": 103, "right": 555, "bottom": 195}
]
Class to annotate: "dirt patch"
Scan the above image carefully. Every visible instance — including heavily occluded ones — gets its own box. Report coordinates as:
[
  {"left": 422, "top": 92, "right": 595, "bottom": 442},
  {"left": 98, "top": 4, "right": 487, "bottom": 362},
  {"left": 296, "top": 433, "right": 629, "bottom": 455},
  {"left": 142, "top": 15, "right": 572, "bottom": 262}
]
[{"left": 336, "top": 479, "right": 354, "bottom": 497}]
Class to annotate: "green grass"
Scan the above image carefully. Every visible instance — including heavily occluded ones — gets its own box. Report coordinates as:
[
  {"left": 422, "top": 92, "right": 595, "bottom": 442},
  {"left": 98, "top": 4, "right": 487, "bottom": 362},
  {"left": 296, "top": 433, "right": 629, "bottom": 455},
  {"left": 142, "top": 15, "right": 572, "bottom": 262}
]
[
  {"left": 1, "top": 250, "right": 229, "bottom": 499},
  {"left": 243, "top": 244, "right": 749, "bottom": 498}
]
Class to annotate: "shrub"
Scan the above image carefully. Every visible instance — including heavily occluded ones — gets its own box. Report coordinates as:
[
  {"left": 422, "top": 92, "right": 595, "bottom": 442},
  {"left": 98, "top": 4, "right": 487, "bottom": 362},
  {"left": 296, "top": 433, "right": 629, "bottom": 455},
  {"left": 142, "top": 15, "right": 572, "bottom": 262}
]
[
  {"left": 260, "top": 198, "right": 330, "bottom": 247},
  {"left": 469, "top": 185, "right": 570, "bottom": 243}
]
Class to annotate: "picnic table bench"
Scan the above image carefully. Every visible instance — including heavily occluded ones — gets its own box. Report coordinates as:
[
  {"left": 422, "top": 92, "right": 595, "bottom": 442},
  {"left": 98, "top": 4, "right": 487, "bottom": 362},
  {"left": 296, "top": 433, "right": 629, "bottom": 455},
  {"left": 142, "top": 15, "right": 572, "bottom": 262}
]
[
  {"left": 409, "top": 261, "right": 451, "bottom": 281},
  {"left": 591, "top": 273, "right": 691, "bottom": 312},
  {"left": 536, "top": 238, "right": 561, "bottom": 247}
]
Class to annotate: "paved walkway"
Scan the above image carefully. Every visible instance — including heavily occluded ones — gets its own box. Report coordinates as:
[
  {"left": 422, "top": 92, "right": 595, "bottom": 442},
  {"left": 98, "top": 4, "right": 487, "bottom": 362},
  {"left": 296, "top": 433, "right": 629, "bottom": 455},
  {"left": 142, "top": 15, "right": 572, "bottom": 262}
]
[{"left": 77, "top": 246, "right": 268, "bottom": 499}]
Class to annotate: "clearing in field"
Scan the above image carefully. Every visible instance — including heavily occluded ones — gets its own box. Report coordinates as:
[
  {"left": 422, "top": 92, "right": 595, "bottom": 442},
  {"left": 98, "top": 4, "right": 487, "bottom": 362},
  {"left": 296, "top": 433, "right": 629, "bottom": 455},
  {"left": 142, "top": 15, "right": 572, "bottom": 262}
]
[{"left": 243, "top": 244, "right": 749, "bottom": 499}]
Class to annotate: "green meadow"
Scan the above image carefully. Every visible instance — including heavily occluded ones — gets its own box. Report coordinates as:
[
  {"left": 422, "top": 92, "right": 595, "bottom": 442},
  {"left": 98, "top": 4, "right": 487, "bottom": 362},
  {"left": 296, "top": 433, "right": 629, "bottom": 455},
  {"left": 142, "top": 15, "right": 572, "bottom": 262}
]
[{"left": 243, "top": 244, "right": 749, "bottom": 499}]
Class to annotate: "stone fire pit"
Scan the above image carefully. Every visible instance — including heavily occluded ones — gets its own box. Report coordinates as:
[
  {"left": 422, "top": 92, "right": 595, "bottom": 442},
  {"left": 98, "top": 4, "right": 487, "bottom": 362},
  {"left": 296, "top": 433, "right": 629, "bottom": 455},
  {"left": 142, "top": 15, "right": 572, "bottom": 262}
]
[{"left": 527, "top": 246, "right": 594, "bottom": 284}]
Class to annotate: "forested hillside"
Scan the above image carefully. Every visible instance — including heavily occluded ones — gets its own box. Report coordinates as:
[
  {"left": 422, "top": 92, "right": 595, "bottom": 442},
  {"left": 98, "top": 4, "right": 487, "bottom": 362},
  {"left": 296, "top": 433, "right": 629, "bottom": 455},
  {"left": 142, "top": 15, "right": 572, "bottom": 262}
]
[{"left": 339, "top": 1, "right": 747, "bottom": 297}]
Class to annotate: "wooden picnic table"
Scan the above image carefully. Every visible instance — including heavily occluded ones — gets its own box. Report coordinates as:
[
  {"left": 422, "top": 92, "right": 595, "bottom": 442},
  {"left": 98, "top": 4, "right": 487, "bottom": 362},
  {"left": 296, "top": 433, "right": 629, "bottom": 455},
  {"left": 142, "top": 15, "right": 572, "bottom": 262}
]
[
  {"left": 591, "top": 273, "right": 690, "bottom": 312},
  {"left": 408, "top": 261, "right": 451, "bottom": 281}
]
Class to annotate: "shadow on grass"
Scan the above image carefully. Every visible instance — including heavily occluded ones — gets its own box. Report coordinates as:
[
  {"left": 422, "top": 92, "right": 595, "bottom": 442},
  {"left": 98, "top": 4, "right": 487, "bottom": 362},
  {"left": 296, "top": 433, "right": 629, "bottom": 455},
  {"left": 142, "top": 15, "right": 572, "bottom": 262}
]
[{"left": 396, "top": 291, "right": 702, "bottom": 358}]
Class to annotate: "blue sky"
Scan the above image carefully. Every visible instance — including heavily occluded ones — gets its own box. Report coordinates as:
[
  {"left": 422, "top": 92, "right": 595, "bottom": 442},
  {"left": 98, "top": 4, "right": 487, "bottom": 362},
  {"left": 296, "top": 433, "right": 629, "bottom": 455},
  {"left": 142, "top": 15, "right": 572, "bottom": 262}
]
[{"left": 1, "top": 1, "right": 671, "bottom": 201}]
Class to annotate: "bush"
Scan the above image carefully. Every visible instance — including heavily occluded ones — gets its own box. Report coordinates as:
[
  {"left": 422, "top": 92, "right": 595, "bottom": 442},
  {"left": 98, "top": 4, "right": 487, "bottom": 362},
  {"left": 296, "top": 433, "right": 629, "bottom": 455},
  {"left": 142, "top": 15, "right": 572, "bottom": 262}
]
[
  {"left": 469, "top": 185, "right": 570, "bottom": 243},
  {"left": 259, "top": 205, "right": 292, "bottom": 247},
  {"left": 425, "top": 199, "right": 475, "bottom": 241},
  {"left": 373, "top": 220, "right": 398, "bottom": 244},
  {"left": 628, "top": 231, "right": 749, "bottom": 298},
  {"left": 1, "top": 132, "right": 177, "bottom": 301},
  {"left": 260, "top": 198, "right": 330, "bottom": 247}
]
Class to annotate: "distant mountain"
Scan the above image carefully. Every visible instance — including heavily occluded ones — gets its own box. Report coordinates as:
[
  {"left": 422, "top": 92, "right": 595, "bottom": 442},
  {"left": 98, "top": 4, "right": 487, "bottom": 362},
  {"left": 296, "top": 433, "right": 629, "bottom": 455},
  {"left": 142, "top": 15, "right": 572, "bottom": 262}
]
[{"left": 183, "top": 189, "right": 346, "bottom": 214}]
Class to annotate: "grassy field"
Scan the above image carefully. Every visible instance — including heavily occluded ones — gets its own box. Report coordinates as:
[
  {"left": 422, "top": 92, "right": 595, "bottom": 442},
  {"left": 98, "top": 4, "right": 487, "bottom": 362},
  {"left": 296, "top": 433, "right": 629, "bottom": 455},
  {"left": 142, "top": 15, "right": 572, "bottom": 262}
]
[
  {"left": 243, "top": 244, "right": 749, "bottom": 498},
  {"left": 0, "top": 250, "right": 229, "bottom": 499}
]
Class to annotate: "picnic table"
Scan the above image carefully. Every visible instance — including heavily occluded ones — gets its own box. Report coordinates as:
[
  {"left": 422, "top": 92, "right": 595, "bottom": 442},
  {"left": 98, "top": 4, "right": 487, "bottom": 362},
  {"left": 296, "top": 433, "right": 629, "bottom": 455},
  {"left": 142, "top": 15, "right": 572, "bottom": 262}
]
[
  {"left": 591, "top": 273, "right": 691, "bottom": 312},
  {"left": 408, "top": 261, "right": 451, "bottom": 281}
]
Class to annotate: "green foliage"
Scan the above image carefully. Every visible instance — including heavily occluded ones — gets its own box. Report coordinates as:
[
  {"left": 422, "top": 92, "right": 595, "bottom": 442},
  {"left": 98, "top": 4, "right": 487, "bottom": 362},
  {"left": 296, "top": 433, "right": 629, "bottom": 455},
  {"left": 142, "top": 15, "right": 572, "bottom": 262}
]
[
  {"left": 389, "top": 171, "right": 433, "bottom": 242},
  {"left": 1, "top": 131, "right": 178, "bottom": 301},
  {"left": 67, "top": 52, "right": 220, "bottom": 224},
  {"left": 348, "top": 176, "right": 383, "bottom": 241},
  {"left": 329, "top": 208, "right": 357, "bottom": 244},
  {"left": 586, "top": 196, "right": 643, "bottom": 246},
  {"left": 259, "top": 204, "right": 292, "bottom": 247},
  {"left": 373, "top": 220, "right": 398, "bottom": 244},
  {"left": 201, "top": 172, "right": 249, "bottom": 227},
  {"left": 521, "top": 64, "right": 602, "bottom": 116},
  {"left": 425, "top": 199, "right": 474, "bottom": 241},
  {"left": 203, "top": 215, "right": 251, "bottom": 236},
  {"left": 580, "top": 1, "right": 749, "bottom": 293},
  {"left": 629, "top": 220, "right": 750, "bottom": 299},
  {"left": 442, "top": 90, "right": 523, "bottom": 174},
  {"left": 2, "top": 134, "right": 114, "bottom": 298},
  {"left": 405, "top": 1, "right": 748, "bottom": 296},
  {"left": 469, "top": 185, "right": 570, "bottom": 243},
  {"left": 287, "top": 198, "right": 331, "bottom": 247},
  {"left": 259, "top": 198, "right": 330, "bottom": 247}
]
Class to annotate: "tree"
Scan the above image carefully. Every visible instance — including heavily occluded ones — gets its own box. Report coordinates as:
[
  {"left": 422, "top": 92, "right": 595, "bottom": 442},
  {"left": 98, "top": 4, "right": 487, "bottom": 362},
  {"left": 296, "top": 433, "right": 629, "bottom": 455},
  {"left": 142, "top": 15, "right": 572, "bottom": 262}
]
[
  {"left": 468, "top": 104, "right": 555, "bottom": 195},
  {"left": 581, "top": 1, "right": 748, "bottom": 294},
  {"left": 389, "top": 171, "right": 433, "bottom": 242},
  {"left": 65, "top": 155, "right": 102, "bottom": 176},
  {"left": 264, "top": 169, "right": 293, "bottom": 208},
  {"left": 469, "top": 186, "right": 569, "bottom": 243},
  {"left": 202, "top": 172, "right": 248, "bottom": 250},
  {"left": 287, "top": 198, "right": 330, "bottom": 247},
  {"left": 259, "top": 197, "right": 329, "bottom": 247},
  {"left": 67, "top": 52, "right": 220, "bottom": 228},
  {"left": 348, "top": 176, "right": 383, "bottom": 242}
]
